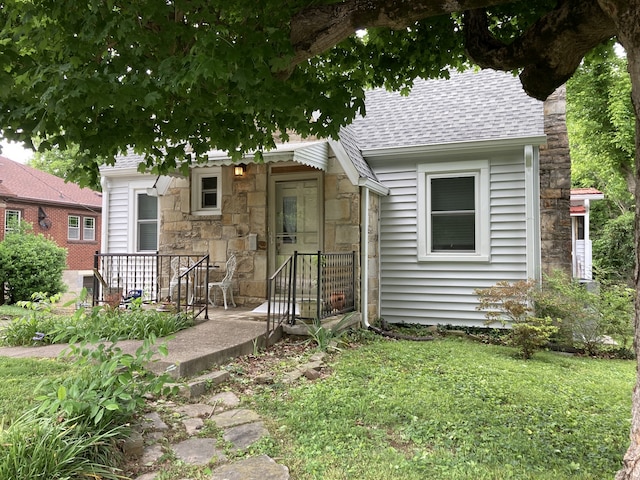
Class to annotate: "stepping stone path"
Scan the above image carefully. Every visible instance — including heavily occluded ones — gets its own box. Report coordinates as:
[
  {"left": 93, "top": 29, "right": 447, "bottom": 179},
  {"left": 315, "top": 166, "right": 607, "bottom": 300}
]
[{"left": 128, "top": 389, "right": 290, "bottom": 480}]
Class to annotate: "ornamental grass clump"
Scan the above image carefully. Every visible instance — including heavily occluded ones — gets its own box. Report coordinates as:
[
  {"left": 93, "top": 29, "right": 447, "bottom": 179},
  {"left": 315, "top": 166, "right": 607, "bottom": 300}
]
[
  {"left": 475, "top": 280, "right": 558, "bottom": 359},
  {"left": 0, "top": 410, "right": 125, "bottom": 480}
]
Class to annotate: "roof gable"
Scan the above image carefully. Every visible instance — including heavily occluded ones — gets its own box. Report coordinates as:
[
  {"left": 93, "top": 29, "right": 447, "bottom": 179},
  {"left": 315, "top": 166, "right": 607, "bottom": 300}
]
[{"left": 0, "top": 156, "right": 102, "bottom": 208}]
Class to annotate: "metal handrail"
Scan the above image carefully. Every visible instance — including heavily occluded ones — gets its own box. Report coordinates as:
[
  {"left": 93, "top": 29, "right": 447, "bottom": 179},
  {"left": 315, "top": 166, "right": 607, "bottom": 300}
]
[
  {"left": 267, "top": 251, "right": 356, "bottom": 335},
  {"left": 93, "top": 252, "right": 209, "bottom": 319}
]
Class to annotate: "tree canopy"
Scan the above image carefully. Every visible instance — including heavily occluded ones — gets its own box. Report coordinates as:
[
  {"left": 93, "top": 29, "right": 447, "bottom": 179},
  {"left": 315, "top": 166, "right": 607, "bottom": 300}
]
[
  {"left": 3, "top": 1, "right": 640, "bottom": 477},
  {"left": 0, "top": 0, "right": 630, "bottom": 187}
]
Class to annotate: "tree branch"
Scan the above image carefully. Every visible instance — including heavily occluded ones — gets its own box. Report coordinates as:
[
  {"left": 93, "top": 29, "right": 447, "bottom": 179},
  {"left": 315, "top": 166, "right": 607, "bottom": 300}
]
[
  {"left": 289, "top": 0, "right": 517, "bottom": 69},
  {"left": 463, "top": 0, "right": 616, "bottom": 99}
]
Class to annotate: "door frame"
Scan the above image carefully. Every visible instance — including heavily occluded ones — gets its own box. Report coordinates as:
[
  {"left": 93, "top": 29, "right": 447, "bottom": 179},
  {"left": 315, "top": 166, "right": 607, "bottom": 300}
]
[{"left": 268, "top": 167, "right": 324, "bottom": 276}]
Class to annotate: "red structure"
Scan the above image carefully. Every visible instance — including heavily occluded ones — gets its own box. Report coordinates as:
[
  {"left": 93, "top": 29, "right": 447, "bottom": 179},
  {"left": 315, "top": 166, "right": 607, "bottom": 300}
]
[{"left": 0, "top": 155, "right": 102, "bottom": 270}]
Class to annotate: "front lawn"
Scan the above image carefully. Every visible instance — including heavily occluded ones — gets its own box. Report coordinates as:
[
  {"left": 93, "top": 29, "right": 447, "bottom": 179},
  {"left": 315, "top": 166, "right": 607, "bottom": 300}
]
[
  {"left": 0, "top": 357, "right": 75, "bottom": 421},
  {"left": 251, "top": 336, "right": 635, "bottom": 479}
]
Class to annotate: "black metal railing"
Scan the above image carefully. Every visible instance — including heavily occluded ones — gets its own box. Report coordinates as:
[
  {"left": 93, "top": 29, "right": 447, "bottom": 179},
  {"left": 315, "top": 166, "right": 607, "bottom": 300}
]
[
  {"left": 93, "top": 252, "right": 209, "bottom": 319},
  {"left": 267, "top": 251, "right": 356, "bottom": 336}
]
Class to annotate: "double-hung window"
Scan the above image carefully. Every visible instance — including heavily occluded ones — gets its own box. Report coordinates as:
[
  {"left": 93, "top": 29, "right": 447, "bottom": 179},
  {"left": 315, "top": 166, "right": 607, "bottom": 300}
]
[
  {"left": 137, "top": 193, "right": 158, "bottom": 251},
  {"left": 83, "top": 217, "right": 96, "bottom": 241},
  {"left": 4, "top": 209, "right": 21, "bottom": 233},
  {"left": 68, "top": 215, "right": 97, "bottom": 241},
  {"left": 191, "top": 167, "right": 222, "bottom": 215},
  {"left": 68, "top": 215, "right": 81, "bottom": 240},
  {"left": 418, "top": 160, "right": 490, "bottom": 262}
]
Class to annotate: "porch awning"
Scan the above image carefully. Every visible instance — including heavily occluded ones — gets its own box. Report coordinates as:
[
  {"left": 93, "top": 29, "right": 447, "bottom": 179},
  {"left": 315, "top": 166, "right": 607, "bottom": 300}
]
[{"left": 205, "top": 141, "right": 329, "bottom": 171}]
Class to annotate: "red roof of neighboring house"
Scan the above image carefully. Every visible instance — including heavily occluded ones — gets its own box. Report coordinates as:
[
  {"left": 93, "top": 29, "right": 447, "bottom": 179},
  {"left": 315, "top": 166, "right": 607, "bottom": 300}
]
[
  {"left": 0, "top": 155, "right": 101, "bottom": 208},
  {"left": 570, "top": 187, "right": 604, "bottom": 196},
  {"left": 570, "top": 205, "right": 586, "bottom": 215}
]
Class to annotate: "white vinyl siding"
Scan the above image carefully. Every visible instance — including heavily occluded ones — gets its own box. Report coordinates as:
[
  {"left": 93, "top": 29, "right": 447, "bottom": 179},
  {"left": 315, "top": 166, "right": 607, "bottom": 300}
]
[
  {"left": 372, "top": 148, "right": 538, "bottom": 327},
  {"left": 103, "top": 176, "right": 157, "bottom": 253}
]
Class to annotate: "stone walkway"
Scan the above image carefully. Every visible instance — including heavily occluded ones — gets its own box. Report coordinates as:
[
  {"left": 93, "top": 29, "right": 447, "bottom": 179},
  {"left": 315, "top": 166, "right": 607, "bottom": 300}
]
[{"left": 129, "top": 389, "right": 289, "bottom": 480}]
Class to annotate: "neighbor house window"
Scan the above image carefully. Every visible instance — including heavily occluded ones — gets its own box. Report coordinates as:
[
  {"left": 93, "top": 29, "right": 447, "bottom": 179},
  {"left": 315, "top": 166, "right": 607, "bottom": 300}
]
[
  {"left": 4, "top": 209, "right": 21, "bottom": 232},
  {"left": 191, "top": 167, "right": 222, "bottom": 215},
  {"left": 68, "top": 215, "right": 97, "bottom": 241},
  {"left": 137, "top": 193, "right": 158, "bottom": 251},
  {"left": 417, "top": 160, "right": 490, "bottom": 262},
  {"left": 68, "top": 215, "right": 81, "bottom": 240},
  {"left": 83, "top": 217, "right": 96, "bottom": 241}
]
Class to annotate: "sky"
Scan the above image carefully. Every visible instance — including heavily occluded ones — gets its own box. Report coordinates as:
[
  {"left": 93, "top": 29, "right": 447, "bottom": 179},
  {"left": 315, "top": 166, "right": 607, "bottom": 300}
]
[{"left": 0, "top": 139, "right": 34, "bottom": 164}]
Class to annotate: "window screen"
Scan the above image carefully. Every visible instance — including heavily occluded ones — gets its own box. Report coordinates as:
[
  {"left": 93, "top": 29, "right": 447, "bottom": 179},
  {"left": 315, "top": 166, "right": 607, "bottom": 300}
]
[{"left": 431, "top": 176, "right": 475, "bottom": 251}]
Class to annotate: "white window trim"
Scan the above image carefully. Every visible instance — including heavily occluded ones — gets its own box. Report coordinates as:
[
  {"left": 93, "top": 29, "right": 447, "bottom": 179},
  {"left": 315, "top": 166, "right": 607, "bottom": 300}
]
[
  {"left": 4, "top": 209, "right": 21, "bottom": 232},
  {"left": 134, "top": 189, "right": 158, "bottom": 252},
  {"left": 68, "top": 215, "right": 81, "bottom": 240},
  {"left": 83, "top": 217, "right": 96, "bottom": 241},
  {"left": 191, "top": 167, "right": 222, "bottom": 215},
  {"left": 417, "top": 160, "right": 490, "bottom": 262}
]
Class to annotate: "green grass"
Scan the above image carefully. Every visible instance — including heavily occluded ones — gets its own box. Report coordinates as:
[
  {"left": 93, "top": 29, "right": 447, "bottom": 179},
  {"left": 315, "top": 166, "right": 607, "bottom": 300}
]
[
  {"left": 252, "top": 337, "right": 635, "bottom": 480},
  {"left": 0, "top": 357, "right": 74, "bottom": 421},
  {"left": 0, "top": 304, "right": 27, "bottom": 317}
]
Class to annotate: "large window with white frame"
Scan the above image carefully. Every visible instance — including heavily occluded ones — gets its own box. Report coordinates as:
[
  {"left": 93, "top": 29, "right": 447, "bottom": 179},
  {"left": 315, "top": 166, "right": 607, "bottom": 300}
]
[
  {"left": 136, "top": 193, "right": 158, "bottom": 251},
  {"left": 191, "top": 167, "right": 222, "bottom": 215},
  {"left": 417, "top": 160, "right": 490, "bottom": 262},
  {"left": 4, "top": 209, "right": 21, "bottom": 233}
]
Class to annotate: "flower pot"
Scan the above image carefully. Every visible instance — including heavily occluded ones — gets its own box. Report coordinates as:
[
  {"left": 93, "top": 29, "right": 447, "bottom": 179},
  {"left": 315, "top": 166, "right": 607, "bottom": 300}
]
[{"left": 330, "top": 292, "right": 346, "bottom": 311}]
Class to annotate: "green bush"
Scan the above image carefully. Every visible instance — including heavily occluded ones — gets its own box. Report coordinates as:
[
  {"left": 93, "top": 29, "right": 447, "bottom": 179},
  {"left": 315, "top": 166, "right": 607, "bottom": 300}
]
[
  {"left": 475, "top": 280, "right": 558, "bottom": 359},
  {"left": 36, "top": 335, "right": 177, "bottom": 428},
  {"left": 0, "top": 225, "right": 67, "bottom": 304},
  {"left": 535, "top": 270, "right": 634, "bottom": 354},
  {"left": 592, "top": 210, "right": 635, "bottom": 284}
]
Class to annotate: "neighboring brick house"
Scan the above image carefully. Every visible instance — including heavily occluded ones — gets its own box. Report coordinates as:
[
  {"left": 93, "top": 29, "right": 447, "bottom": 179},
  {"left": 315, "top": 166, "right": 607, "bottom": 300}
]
[{"left": 0, "top": 156, "right": 102, "bottom": 295}]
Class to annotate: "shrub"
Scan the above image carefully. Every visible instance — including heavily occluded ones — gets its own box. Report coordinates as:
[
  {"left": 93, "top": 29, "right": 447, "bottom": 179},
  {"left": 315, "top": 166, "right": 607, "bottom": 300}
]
[
  {"left": 475, "top": 280, "right": 559, "bottom": 359},
  {"left": 592, "top": 210, "right": 634, "bottom": 284},
  {"left": 36, "top": 335, "right": 177, "bottom": 428},
  {"left": 0, "top": 225, "right": 67, "bottom": 304},
  {"left": 535, "top": 271, "right": 634, "bottom": 354}
]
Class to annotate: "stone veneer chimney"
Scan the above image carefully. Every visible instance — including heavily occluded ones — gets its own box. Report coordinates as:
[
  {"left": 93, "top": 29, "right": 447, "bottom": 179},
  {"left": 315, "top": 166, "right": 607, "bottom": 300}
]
[{"left": 539, "top": 85, "right": 572, "bottom": 278}]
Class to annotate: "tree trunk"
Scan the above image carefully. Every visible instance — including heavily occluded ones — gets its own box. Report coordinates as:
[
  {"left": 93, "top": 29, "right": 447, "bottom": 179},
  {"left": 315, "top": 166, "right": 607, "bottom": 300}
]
[{"left": 602, "top": 1, "right": 640, "bottom": 478}]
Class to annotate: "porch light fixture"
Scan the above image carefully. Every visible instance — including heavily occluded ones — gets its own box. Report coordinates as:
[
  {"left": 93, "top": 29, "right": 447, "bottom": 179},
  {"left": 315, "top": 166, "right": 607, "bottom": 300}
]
[{"left": 234, "top": 164, "right": 246, "bottom": 177}]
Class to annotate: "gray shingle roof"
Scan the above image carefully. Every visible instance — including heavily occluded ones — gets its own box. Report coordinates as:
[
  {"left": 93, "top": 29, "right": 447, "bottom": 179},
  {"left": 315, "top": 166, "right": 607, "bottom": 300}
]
[{"left": 346, "top": 69, "right": 544, "bottom": 151}]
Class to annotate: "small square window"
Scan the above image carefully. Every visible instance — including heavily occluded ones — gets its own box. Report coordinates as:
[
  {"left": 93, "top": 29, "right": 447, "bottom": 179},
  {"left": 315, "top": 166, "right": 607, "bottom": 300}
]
[
  {"left": 191, "top": 167, "right": 222, "bottom": 215},
  {"left": 201, "top": 176, "right": 218, "bottom": 208}
]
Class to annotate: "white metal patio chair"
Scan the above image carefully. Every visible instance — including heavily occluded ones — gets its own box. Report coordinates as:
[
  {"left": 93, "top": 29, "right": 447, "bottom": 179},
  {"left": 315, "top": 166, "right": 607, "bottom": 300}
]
[
  {"left": 169, "top": 256, "right": 195, "bottom": 302},
  {"left": 208, "top": 254, "right": 237, "bottom": 309}
]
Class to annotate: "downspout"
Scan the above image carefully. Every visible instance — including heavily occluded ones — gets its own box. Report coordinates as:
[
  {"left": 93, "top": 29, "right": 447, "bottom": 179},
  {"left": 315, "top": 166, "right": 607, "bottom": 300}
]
[
  {"left": 360, "top": 186, "right": 370, "bottom": 328},
  {"left": 100, "top": 176, "right": 109, "bottom": 253}
]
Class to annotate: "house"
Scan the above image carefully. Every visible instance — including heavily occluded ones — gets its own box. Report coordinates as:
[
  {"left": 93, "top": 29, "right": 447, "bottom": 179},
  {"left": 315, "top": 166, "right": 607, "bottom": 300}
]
[
  {"left": 570, "top": 187, "right": 604, "bottom": 281},
  {"left": 0, "top": 156, "right": 103, "bottom": 296},
  {"left": 100, "top": 69, "right": 575, "bottom": 328}
]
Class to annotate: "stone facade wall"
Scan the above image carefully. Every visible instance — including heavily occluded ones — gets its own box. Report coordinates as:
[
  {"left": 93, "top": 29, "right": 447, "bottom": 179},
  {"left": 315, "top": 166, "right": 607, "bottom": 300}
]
[
  {"left": 539, "top": 85, "right": 572, "bottom": 278},
  {"left": 159, "top": 164, "right": 269, "bottom": 306},
  {"left": 158, "top": 150, "right": 371, "bottom": 311}
]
